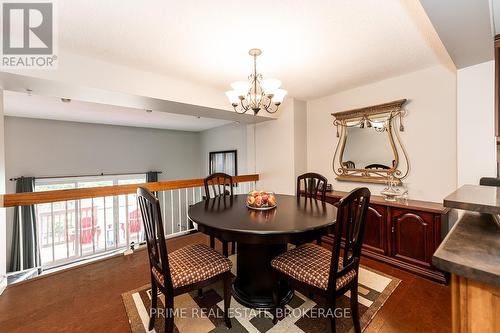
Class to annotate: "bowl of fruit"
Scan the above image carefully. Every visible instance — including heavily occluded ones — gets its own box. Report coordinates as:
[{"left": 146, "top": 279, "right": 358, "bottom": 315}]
[{"left": 246, "top": 191, "right": 277, "bottom": 210}]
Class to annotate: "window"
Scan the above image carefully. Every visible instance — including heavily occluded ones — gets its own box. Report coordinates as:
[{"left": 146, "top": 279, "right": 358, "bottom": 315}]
[
  {"left": 209, "top": 150, "right": 237, "bottom": 176},
  {"left": 34, "top": 173, "right": 146, "bottom": 268}
]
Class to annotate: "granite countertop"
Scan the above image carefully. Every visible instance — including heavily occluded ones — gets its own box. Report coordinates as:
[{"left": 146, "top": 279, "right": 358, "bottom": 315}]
[
  {"left": 444, "top": 184, "right": 500, "bottom": 214},
  {"left": 432, "top": 212, "right": 500, "bottom": 288}
]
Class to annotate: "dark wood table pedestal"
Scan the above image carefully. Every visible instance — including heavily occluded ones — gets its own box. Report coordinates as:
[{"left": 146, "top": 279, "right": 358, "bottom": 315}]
[{"left": 232, "top": 243, "right": 293, "bottom": 309}]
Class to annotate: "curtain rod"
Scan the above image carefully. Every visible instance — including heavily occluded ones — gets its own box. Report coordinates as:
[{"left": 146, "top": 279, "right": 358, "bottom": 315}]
[{"left": 9, "top": 171, "right": 162, "bottom": 182}]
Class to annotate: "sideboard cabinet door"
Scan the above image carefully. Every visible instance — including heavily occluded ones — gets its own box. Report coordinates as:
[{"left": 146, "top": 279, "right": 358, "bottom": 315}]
[
  {"left": 362, "top": 204, "right": 387, "bottom": 255},
  {"left": 390, "top": 208, "right": 435, "bottom": 268}
]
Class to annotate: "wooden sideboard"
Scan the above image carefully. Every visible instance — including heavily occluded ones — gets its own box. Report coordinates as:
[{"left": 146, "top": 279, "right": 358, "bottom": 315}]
[{"left": 322, "top": 191, "right": 450, "bottom": 284}]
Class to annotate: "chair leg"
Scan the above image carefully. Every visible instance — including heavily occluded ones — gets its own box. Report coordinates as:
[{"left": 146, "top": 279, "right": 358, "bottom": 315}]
[
  {"left": 164, "top": 294, "right": 174, "bottom": 333},
  {"left": 326, "top": 297, "right": 337, "bottom": 333},
  {"left": 350, "top": 282, "right": 361, "bottom": 333},
  {"left": 223, "top": 272, "right": 232, "bottom": 329},
  {"left": 209, "top": 235, "right": 215, "bottom": 249},
  {"left": 149, "top": 279, "right": 158, "bottom": 331},
  {"left": 231, "top": 241, "right": 236, "bottom": 255},
  {"left": 222, "top": 240, "right": 229, "bottom": 257}
]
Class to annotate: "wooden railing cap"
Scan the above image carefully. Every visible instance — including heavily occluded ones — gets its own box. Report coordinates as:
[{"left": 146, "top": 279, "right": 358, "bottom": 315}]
[{"left": 0, "top": 174, "right": 259, "bottom": 208}]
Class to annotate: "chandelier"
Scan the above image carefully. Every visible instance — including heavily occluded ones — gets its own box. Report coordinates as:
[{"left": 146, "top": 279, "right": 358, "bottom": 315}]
[{"left": 225, "top": 48, "right": 287, "bottom": 115}]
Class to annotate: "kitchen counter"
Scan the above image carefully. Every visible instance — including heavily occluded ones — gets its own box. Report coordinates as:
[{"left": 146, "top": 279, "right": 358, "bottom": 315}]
[
  {"left": 432, "top": 212, "right": 500, "bottom": 288},
  {"left": 434, "top": 184, "right": 500, "bottom": 332},
  {"left": 443, "top": 184, "right": 500, "bottom": 214}
]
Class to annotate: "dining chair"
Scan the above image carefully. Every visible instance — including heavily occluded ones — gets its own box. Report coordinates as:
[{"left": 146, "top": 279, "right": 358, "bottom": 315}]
[
  {"left": 479, "top": 177, "right": 500, "bottom": 187},
  {"left": 204, "top": 173, "right": 236, "bottom": 256},
  {"left": 271, "top": 187, "right": 371, "bottom": 333},
  {"left": 137, "top": 187, "right": 233, "bottom": 332},
  {"left": 296, "top": 172, "right": 328, "bottom": 245},
  {"left": 297, "top": 172, "right": 328, "bottom": 202}
]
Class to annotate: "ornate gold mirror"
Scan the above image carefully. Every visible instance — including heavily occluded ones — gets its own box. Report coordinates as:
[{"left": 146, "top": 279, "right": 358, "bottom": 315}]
[{"left": 332, "top": 99, "right": 409, "bottom": 184}]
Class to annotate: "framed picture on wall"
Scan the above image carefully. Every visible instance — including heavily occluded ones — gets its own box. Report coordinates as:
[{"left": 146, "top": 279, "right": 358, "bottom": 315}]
[{"left": 209, "top": 150, "right": 238, "bottom": 176}]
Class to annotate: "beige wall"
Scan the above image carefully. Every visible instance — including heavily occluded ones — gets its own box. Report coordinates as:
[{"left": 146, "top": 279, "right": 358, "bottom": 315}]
[
  {"left": 293, "top": 99, "right": 308, "bottom": 180},
  {"left": 247, "top": 98, "right": 309, "bottom": 195},
  {"left": 457, "top": 61, "right": 497, "bottom": 185},
  {"left": 252, "top": 100, "right": 296, "bottom": 195},
  {"left": 307, "top": 65, "right": 457, "bottom": 203}
]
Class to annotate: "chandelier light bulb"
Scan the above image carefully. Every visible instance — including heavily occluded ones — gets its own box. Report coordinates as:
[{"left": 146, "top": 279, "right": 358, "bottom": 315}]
[
  {"left": 230, "top": 81, "right": 251, "bottom": 97},
  {"left": 261, "top": 78, "right": 282, "bottom": 95},
  {"left": 225, "top": 90, "right": 240, "bottom": 105},
  {"left": 271, "top": 88, "right": 287, "bottom": 105}
]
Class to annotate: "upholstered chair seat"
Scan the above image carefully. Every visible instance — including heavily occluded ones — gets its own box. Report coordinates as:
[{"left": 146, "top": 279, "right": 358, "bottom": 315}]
[
  {"left": 271, "top": 243, "right": 356, "bottom": 290},
  {"left": 151, "top": 243, "right": 232, "bottom": 288}
]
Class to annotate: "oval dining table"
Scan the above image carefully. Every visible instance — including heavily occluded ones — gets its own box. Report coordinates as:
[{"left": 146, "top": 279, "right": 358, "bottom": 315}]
[{"left": 188, "top": 194, "right": 337, "bottom": 309}]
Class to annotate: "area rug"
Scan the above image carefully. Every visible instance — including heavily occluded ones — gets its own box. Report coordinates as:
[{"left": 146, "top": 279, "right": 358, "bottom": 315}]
[{"left": 122, "top": 256, "right": 400, "bottom": 333}]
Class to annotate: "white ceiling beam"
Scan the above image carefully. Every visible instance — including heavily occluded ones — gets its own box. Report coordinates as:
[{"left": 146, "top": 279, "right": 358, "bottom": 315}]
[{"left": 0, "top": 71, "right": 272, "bottom": 125}]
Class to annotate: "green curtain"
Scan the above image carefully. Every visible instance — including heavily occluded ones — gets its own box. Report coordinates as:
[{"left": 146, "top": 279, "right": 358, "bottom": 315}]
[{"left": 9, "top": 177, "right": 40, "bottom": 272}]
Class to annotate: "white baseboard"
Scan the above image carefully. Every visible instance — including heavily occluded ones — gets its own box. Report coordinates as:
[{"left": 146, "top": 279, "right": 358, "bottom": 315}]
[{"left": 0, "top": 275, "right": 6, "bottom": 295}]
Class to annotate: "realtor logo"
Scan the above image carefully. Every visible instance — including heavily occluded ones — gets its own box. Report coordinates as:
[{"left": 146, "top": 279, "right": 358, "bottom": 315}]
[{"left": 1, "top": 1, "right": 57, "bottom": 68}]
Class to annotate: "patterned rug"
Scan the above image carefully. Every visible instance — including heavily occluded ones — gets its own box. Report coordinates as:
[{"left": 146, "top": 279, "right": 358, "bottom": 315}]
[{"left": 122, "top": 256, "right": 400, "bottom": 333}]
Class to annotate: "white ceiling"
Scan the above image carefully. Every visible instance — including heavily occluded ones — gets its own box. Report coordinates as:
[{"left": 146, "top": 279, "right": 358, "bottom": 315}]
[
  {"left": 57, "top": 0, "right": 448, "bottom": 100},
  {"left": 4, "top": 91, "right": 234, "bottom": 132}
]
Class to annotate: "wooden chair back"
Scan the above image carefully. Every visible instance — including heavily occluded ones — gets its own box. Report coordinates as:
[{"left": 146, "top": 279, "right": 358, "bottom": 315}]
[
  {"left": 479, "top": 177, "right": 500, "bottom": 187},
  {"left": 342, "top": 161, "right": 356, "bottom": 169},
  {"left": 137, "top": 187, "right": 173, "bottom": 290},
  {"left": 365, "top": 163, "right": 390, "bottom": 170},
  {"left": 328, "top": 187, "right": 370, "bottom": 291},
  {"left": 296, "top": 172, "right": 328, "bottom": 202},
  {"left": 204, "top": 173, "right": 234, "bottom": 199}
]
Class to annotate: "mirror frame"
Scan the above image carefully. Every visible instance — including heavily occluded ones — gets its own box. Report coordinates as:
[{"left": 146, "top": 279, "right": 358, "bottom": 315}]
[{"left": 331, "top": 99, "right": 409, "bottom": 184}]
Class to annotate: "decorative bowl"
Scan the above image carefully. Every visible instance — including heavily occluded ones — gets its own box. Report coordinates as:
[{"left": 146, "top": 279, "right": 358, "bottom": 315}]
[{"left": 246, "top": 191, "right": 277, "bottom": 210}]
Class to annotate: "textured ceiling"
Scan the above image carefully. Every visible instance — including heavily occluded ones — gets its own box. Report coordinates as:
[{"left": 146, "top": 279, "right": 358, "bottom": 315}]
[{"left": 56, "top": 0, "right": 448, "bottom": 100}]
